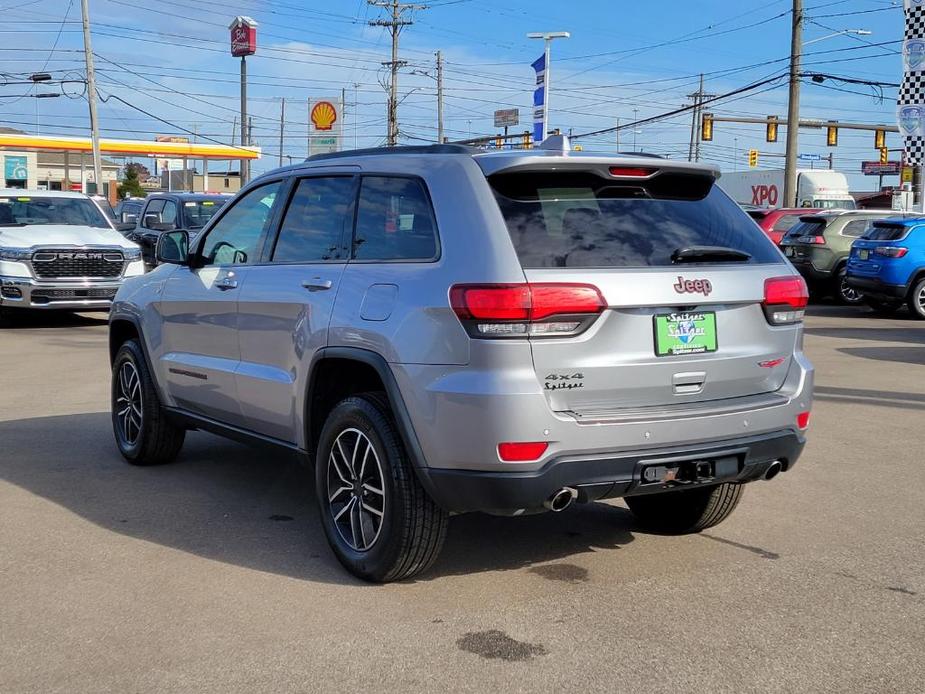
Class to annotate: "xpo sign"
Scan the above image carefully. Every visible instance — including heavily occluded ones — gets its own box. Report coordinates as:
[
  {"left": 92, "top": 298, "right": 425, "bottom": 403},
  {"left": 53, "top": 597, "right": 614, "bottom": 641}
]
[
  {"left": 751, "top": 184, "right": 779, "bottom": 206},
  {"left": 229, "top": 16, "right": 257, "bottom": 57}
]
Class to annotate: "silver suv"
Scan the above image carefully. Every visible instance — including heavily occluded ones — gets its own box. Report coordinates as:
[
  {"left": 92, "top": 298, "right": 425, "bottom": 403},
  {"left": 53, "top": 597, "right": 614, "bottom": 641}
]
[{"left": 109, "top": 140, "right": 814, "bottom": 582}]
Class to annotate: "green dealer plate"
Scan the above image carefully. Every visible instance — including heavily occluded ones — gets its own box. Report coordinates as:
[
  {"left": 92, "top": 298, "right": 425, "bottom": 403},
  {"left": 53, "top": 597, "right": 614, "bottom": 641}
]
[{"left": 653, "top": 311, "right": 718, "bottom": 357}]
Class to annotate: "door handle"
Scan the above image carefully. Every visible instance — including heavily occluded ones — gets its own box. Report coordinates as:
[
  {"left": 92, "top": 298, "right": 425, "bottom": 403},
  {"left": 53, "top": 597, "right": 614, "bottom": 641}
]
[
  {"left": 216, "top": 278, "right": 239, "bottom": 291},
  {"left": 302, "top": 278, "right": 333, "bottom": 291}
]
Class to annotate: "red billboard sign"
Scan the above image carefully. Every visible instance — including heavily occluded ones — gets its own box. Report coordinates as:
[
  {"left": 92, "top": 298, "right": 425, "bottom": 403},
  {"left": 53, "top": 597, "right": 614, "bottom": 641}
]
[{"left": 229, "top": 17, "right": 257, "bottom": 57}]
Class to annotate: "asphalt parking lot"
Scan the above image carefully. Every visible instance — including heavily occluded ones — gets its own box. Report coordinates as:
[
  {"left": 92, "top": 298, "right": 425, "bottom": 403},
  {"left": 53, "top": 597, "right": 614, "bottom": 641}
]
[{"left": 1, "top": 306, "right": 923, "bottom": 693}]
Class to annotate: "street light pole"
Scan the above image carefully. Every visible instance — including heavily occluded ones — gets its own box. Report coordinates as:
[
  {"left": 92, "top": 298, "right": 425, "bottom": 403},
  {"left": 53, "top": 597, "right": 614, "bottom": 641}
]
[
  {"left": 527, "top": 31, "right": 569, "bottom": 143},
  {"left": 783, "top": 0, "right": 803, "bottom": 208},
  {"left": 79, "top": 0, "right": 103, "bottom": 195}
]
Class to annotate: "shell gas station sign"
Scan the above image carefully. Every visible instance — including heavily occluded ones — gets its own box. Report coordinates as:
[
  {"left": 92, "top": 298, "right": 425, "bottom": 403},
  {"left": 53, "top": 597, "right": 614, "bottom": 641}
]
[{"left": 308, "top": 97, "right": 343, "bottom": 156}]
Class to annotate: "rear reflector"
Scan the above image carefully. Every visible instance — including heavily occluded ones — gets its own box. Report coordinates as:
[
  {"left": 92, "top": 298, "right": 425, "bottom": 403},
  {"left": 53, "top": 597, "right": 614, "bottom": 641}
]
[
  {"left": 498, "top": 441, "right": 549, "bottom": 462},
  {"left": 608, "top": 166, "right": 657, "bottom": 178},
  {"left": 796, "top": 411, "right": 811, "bottom": 430},
  {"left": 451, "top": 283, "right": 605, "bottom": 338},
  {"left": 763, "top": 276, "right": 808, "bottom": 325}
]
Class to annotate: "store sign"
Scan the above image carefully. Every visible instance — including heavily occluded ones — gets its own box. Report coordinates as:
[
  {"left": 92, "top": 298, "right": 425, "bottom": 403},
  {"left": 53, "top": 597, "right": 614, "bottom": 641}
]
[
  {"left": 229, "top": 16, "right": 257, "bottom": 57},
  {"left": 494, "top": 108, "right": 520, "bottom": 128},
  {"left": 862, "top": 161, "right": 902, "bottom": 175},
  {"left": 308, "top": 97, "right": 343, "bottom": 156},
  {"left": 4, "top": 155, "right": 27, "bottom": 181}
]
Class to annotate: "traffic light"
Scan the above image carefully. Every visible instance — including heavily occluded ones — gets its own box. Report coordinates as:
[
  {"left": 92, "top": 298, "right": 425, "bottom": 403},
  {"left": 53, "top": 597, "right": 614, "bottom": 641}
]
[
  {"left": 766, "top": 116, "right": 778, "bottom": 143},
  {"left": 875, "top": 129, "right": 886, "bottom": 150},
  {"left": 826, "top": 122, "right": 838, "bottom": 147},
  {"left": 522, "top": 131, "right": 532, "bottom": 149},
  {"left": 701, "top": 112, "right": 714, "bottom": 142},
  {"left": 748, "top": 149, "right": 759, "bottom": 168},
  {"left": 880, "top": 147, "right": 889, "bottom": 165},
  {"left": 495, "top": 136, "right": 503, "bottom": 149}
]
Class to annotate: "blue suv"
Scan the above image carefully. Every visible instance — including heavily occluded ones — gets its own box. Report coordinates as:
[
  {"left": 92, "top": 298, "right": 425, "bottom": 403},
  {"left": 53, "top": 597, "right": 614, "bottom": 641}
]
[{"left": 846, "top": 217, "right": 925, "bottom": 319}]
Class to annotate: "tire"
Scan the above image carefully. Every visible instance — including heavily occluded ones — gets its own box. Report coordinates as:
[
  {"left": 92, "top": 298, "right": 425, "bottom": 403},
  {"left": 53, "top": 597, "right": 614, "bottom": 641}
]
[
  {"left": 908, "top": 277, "right": 925, "bottom": 320},
  {"left": 625, "top": 483, "right": 744, "bottom": 534},
  {"left": 865, "top": 299, "right": 903, "bottom": 315},
  {"left": 111, "top": 338, "right": 185, "bottom": 465},
  {"left": 315, "top": 392, "right": 448, "bottom": 582},
  {"left": 835, "top": 265, "right": 863, "bottom": 305}
]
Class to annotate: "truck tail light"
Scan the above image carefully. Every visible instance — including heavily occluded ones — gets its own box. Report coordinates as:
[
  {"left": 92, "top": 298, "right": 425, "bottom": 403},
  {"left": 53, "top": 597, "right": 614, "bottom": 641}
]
[
  {"left": 762, "top": 276, "right": 808, "bottom": 325},
  {"left": 450, "top": 283, "right": 605, "bottom": 338},
  {"left": 873, "top": 246, "right": 908, "bottom": 258},
  {"left": 800, "top": 235, "right": 826, "bottom": 245},
  {"left": 498, "top": 441, "right": 549, "bottom": 462}
]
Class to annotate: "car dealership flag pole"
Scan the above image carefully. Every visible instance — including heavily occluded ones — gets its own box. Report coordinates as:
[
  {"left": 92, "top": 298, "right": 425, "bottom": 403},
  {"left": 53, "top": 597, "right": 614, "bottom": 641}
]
[
  {"left": 899, "top": 1, "right": 925, "bottom": 211},
  {"left": 528, "top": 32, "right": 569, "bottom": 146}
]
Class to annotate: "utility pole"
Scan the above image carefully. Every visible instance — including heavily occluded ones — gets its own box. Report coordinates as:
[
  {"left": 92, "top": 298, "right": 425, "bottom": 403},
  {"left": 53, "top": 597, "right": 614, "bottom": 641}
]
[
  {"left": 783, "top": 0, "right": 803, "bottom": 207},
  {"left": 278, "top": 97, "right": 285, "bottom": 167},
  {"left": 353, "top": 83, "right": 360, "bottom": 149},
  {"left": 369, "top": 1, "right": 423, "bottom": 146},
  {"left": 79, "top": 0, "right": 103, "bottom": 195},
  {"left": 687, "top": 75, "right": 714, "bottom": 163},
  {"left": 436, "top": 50, "right": 444, "bottom": 144}
]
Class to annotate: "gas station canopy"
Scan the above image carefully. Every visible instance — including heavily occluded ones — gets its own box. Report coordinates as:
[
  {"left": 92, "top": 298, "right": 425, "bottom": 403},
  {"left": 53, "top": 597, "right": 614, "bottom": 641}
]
[{"left": 0, "top": 132, "right": 260, "bottom": 160}]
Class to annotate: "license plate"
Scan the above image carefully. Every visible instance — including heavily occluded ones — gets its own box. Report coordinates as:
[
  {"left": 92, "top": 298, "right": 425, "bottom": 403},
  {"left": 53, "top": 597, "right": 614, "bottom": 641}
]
[
  {"left": 859, "top": 249, "right": 869, "bottom": 260},
  {"left": 653, "top": 311, "right": 718, "bottom": 357},
  {"left": 784, "top": 246, "right": 795, "bottom": 257}
]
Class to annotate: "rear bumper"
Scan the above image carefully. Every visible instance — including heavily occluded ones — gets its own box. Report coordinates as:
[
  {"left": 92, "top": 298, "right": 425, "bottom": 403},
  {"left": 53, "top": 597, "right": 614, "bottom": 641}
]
[
  {"left": 845, "top": 275, "right": 907, "bottom": 300},
  {"left": 0, "top": 275, "right": 122, "bottom": 310},
  {"left": 421, "top": 429, "right": 805, "bottom": 514},
  {"left": 788, "top": 255, "right": 836, "bottom": 282}
]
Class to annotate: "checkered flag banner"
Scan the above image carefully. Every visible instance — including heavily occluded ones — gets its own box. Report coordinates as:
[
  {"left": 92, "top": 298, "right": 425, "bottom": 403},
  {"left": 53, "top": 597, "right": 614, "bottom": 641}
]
[{"left": 899, "top": 1, "right": 925, "bottom": 165}]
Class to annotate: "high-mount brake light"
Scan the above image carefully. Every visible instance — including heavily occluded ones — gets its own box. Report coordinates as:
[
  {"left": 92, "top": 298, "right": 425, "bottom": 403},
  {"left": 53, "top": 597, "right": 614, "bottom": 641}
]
[
  {"left": 450, "top": 283, "right": 605, "bottom": 338},
  {"left": 608, "top": 166, "right": 657, "bottom": 178},
  {"left": 762, "top": 276, "right": 808, "bottom": 325}
]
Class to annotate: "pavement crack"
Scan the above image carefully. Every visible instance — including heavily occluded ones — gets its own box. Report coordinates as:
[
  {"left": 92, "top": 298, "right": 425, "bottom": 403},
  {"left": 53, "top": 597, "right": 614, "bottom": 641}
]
[{"left": 700, "top": 533, "right": 780, "bottom": 560}]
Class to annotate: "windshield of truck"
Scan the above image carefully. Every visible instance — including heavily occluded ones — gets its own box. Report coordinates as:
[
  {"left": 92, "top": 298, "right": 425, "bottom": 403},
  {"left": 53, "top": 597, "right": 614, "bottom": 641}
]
[
  {"left": 0, "top": 195, "right": 111, "bottom": 228},
  {"left": 183, "top": 198, "right": 227, "bottom": 229},
  {"left": 489, "top": 171, "right": 782, "bottom": 268},
  {"left": 812, "top": 199, "right": 856, "bottom": 210}
]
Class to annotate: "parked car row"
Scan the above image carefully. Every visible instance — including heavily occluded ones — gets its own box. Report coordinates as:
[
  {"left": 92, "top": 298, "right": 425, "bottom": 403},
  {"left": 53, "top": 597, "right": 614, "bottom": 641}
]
[{"left": 745, "top": 203, "right": 925, "bottom": 318}]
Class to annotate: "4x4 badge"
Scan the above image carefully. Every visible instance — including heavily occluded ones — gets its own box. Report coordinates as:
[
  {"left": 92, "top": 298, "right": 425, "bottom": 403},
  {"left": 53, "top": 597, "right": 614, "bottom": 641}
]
[{"left": 673, "top": 276, "right": 713, "bottom": 297}]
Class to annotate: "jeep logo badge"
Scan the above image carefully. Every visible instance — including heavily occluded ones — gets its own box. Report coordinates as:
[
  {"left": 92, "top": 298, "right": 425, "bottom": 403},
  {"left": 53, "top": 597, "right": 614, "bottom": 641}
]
[{"left": 673, "top": 276, "right": 712, "bottom": 297}]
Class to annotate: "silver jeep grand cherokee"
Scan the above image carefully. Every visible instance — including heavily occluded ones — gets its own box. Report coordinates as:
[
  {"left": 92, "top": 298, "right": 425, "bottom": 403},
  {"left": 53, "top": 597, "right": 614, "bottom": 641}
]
[{"left": 109, "top": 138, "right": 813, "bottom": 582}]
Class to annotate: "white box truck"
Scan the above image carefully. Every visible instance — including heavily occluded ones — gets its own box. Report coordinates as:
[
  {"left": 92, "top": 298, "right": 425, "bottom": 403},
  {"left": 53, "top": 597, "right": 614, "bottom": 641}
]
[{"left": 719, "top": 169, "right": 856, "bottom": 210}]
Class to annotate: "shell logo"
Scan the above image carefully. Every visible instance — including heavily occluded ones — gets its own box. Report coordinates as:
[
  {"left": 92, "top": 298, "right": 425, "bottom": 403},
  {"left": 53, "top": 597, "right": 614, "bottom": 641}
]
[{"left": 311, "top": 101, "right": 337, "bottom": 131}]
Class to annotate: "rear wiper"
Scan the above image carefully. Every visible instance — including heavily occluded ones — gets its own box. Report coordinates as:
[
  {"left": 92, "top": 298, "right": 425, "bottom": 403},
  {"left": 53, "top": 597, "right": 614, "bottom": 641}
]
[{"left": 671, "top": 246, "right": 751, "bottom": 263}]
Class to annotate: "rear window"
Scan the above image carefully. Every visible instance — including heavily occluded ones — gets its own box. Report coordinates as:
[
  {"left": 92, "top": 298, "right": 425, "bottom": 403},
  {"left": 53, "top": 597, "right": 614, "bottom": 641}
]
[
  {"left": 489, "top": 171, "right": 781, "bottom": 268},
  {"left": 784, "top": 218, "right": 826, "bottom": 240},
  {"left": 863, "top": 224, "right": 911, "bottom": 241},
  {"left": 772, "top": 214, "right": 804, "bottom": 232}
]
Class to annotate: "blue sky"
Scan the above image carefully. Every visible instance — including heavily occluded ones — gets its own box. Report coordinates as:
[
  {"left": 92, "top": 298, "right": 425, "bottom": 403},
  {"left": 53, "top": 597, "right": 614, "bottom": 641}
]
[{"left": 0, "top": 0, "right": 905, "bottom": 189}]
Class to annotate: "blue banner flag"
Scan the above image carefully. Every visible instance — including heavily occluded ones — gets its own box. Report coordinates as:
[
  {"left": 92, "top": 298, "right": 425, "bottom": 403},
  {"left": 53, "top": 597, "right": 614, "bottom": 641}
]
[{"left": 532, "top": 53, "right": 546, "bottom": 144}]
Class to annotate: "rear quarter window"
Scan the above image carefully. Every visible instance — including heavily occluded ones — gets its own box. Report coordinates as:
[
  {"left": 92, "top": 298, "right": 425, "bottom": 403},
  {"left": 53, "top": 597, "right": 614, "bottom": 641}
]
[{"left": 489, "top": 171, "right": 782, "bottom": 268}]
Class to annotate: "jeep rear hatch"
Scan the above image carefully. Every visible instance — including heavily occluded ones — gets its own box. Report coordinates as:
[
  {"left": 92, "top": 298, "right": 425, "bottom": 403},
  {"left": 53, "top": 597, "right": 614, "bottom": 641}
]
[{"left": 481, "top": 164, "right": 802, "bottom": 416}]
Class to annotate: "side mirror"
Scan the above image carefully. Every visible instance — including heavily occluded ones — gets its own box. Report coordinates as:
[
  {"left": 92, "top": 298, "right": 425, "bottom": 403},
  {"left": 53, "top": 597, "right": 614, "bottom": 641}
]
[
  {"left": 121, "top": 212, "right": 137, "bottom": 224},
  {"left": 156, "top": 229, "right": 190, "bottom": 265}
]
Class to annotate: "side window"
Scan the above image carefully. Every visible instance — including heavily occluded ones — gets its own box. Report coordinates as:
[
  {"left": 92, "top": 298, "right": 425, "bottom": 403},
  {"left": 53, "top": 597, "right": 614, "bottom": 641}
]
[
  {"left": 353, "top": 176, "right": 438, "bottom": 261},
  {"left": 161, "top": 200, "right": 178, "bottom": 226},
  {"left": 199, "top": 181, "right": 282, "bottom": 266},
  {"left": 142, "top": 199, "right": 164, "bottom": 228},
  {"left": 842, "top": 219, "right": 870, "bottom": 237},
  {"left": 272, "top": 177, "right": 354, "bottom": 262}
]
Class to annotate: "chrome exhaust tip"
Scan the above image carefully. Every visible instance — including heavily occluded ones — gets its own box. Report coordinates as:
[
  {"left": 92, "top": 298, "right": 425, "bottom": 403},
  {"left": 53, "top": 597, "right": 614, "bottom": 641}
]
[
  {"left": 764, "top": 461, "right": 783, "bottom": 481},
  {"left": 544, "top": 487, "right": 577, "bottom": 512}
]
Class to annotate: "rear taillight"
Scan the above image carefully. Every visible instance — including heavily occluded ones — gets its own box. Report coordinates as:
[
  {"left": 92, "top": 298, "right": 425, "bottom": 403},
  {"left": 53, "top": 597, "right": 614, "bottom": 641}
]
[
  {"left": 498, "top": 441, "right": 549, "bottom": 462},
  {"left": 762, "top": 276, "right": 808, "bottom": 325},
  {"left": 873, "top": 246, "right": 908, "bottom": 258},
  {"left": 450, "top": 283, "right": 605, "bottom": 338},
  {"left": 799, "top": 235, "right": 826, "bottom": 245}
]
